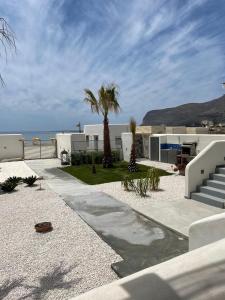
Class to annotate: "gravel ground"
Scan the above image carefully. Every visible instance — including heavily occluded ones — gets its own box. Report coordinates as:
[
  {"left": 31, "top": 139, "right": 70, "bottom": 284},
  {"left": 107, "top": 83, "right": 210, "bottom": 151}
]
[
  {"left": 0, "top": 161, "right": 37, "bottom": 183},
  {"left": 0, "top": 183, "right": 121, "bottom": 300}
]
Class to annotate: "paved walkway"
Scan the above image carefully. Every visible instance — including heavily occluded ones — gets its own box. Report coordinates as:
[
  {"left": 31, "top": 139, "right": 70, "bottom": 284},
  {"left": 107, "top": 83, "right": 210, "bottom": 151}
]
[
  {"left": 26, "top": 159, "right": 188, "bottom": 277},
  {"left": 96, "top": 160, "right": 223, "bottom": 236},
  {"left": 26, "top": 159, "right": 223, "bottom": 237}
]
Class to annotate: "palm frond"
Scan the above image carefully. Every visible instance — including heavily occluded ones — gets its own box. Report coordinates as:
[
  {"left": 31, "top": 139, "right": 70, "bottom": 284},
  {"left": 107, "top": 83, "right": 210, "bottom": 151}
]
[
  {"left": 0, "top": 18, "right": 16, "bottom": 86},
  {"left": 105, "top": 83, "right": 121, "bottom": 114},
  {"left": 98, "top": 85, "right": 108, "bottom": 116},
  {"left": 84, "top": 89, "right": 99, "bottom": 114}
]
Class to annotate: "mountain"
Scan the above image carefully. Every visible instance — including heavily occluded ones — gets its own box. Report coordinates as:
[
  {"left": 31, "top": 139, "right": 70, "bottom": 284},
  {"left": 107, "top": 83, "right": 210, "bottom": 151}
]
[{"left": 142, "top": 95, "right": 225, "bottom": 126}]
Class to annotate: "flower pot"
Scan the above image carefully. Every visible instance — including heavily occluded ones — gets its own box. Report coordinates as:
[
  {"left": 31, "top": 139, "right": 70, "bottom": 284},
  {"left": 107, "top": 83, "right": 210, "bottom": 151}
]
[{"left": 35, "top": 222, "right": 53, "bottom": 233}]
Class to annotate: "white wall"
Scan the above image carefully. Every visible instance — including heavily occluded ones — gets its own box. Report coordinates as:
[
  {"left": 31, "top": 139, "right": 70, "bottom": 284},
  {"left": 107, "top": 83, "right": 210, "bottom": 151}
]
[
  {"left": 152, "top": 134, "right": 225, "bottom": 155},
  {"left": 186, "top": 127, "right": 209, "bottom": 134},
  {"left": 56, "top": 134, "right": 72, "bottom": 158},
  {"left": 185, "top": 140, "right": 225, "bottom": 198},
  {"left": 121, "top": 132, "right": 132, "bottom": 162},
  {"left": 84, "top": 124, "right": 129, "bottom": 150},
  {"left": 56, "top": 133, "right": 87, "bottom": 158},
  {"left": 71, "top": 237, "right": 225, "bottom": 300},
  {"left": 189, "top": 213, "right": 225, "bottom": 251},
  {"left": 166, "top": 126, "right": 186, "bottom": 134},
  {"left": 0, "top": 134, "right": 24, "bottom": 161}
]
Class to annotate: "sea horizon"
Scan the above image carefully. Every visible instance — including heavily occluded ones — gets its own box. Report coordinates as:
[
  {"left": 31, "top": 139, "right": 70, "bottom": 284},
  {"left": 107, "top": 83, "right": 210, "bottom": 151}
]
[{"left": 0, "top": 130, "right": 79, "bottom": 140}]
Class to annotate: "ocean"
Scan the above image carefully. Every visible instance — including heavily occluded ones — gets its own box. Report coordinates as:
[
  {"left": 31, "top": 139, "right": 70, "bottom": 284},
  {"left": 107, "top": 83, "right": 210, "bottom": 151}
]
[{"left": 0, "top": 130, "right": 78, "bottom": 140}]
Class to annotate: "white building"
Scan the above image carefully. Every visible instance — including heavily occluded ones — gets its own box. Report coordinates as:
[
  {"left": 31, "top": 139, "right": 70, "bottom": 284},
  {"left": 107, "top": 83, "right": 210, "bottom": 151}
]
[
  {"left": 122, "top": 132, "right": 225, "bottom": 165},
  {"left": 56, "top": 124, "right": 130, "bottom": 158}
]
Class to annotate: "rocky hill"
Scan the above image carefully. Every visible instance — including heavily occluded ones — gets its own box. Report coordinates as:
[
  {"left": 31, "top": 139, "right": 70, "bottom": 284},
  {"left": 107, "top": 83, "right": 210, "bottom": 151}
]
[{"left": 142, "top": 94, "right": 225, "bottom": 126}]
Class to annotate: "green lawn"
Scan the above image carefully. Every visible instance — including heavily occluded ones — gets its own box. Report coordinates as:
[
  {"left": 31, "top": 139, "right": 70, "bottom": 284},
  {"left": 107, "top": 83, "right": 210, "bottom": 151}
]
[{"left": 61, "top": 161, "right": 171, "bottom": 185}]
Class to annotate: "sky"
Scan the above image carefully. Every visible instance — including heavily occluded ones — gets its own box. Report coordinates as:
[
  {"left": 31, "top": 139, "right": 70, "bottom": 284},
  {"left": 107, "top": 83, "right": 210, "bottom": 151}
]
[{"left": 0, "top": 0, "right": 225, "bottom": 131}]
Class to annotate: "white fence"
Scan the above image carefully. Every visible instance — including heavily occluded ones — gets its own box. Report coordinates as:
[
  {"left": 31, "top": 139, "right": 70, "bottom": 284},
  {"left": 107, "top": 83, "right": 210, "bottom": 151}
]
[{"left": 0, "top": 134, "right": 24, "bottom": 161}]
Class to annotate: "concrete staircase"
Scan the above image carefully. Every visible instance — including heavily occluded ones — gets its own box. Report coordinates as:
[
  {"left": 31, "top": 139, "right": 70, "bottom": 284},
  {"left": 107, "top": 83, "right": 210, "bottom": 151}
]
[{"left": 191, "top": 166, "right": 225, "bottom": 208}]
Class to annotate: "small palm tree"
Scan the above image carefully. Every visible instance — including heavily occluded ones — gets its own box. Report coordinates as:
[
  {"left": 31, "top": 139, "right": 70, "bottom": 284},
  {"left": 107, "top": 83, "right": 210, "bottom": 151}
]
[
  {"left": 84, "top": 84, "right": 120, "bottom": 168},
  {"left": 128, "top": 117, "right": 137, "bottom": 172}
]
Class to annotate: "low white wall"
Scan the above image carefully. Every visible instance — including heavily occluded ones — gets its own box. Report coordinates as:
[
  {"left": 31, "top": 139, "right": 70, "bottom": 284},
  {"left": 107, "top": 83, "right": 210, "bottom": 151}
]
[
  {"left": 71, "top": 238, "right": 225, "bottom": 300},
  {"left": 189, "top": 213, "right": 225, "bottom": 251},
  {"left": 186, "top": 127, "right": 209, "bottom": 134},
  {"left": 121, "top": 132, "right": 132, "bottom": 162},
  {"left": 166, "top": 126, "right": 186, "bottom": 134},
  {"left": 0, "top": 134, "right": 24, "bottom": 161},
  {"left": 185, "top": 140, "right": 225, "bottom": 198}
]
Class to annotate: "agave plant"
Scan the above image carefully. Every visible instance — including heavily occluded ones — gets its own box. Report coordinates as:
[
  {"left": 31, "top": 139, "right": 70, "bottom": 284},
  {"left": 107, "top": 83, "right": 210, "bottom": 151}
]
[
  {"left": 23, "top": 175, "right": 37, "bottom": 186},
  {"left": 1, "top": 181, "right": 17, "bottom": 192},
  {"left": 6, "top": 176, "right": 22, "bottom": 185}
]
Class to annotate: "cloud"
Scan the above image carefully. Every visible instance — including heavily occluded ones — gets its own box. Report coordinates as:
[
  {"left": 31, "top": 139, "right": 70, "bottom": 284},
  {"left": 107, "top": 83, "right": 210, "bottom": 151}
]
[{"left": 0, "top": 0, "right": 224, "bottom": 130}]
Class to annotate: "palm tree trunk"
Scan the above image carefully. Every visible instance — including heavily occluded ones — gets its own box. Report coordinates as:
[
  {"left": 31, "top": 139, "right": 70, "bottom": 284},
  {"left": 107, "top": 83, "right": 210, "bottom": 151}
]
[
  {"left": 103, "top": 116, "right": 113, "bottom": 168},
  {"left": 128, "top": 134, "right": 137, "bottom": 172}
]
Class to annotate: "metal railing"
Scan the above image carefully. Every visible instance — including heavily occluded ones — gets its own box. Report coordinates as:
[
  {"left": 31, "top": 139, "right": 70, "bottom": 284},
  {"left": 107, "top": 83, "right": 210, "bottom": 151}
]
[{"left": 23, "top": 139, "right": 57, "bottom": 160}]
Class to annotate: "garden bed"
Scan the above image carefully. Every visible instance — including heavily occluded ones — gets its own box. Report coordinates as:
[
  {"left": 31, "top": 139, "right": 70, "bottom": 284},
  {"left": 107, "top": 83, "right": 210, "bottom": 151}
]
[{"left": 61, "top": 161, "right": 171, "bottom": 185}]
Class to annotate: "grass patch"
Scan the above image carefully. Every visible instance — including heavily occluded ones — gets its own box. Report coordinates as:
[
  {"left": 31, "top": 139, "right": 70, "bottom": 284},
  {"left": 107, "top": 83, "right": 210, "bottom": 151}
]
[{"left": 60, "top": 161, "right": 171, "bottom": 185}]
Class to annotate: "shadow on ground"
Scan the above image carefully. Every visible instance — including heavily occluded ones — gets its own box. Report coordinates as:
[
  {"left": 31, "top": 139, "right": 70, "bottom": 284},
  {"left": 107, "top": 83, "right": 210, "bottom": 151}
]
[{"left": 0, "top": 263, "right": 81, "bottom": 300}]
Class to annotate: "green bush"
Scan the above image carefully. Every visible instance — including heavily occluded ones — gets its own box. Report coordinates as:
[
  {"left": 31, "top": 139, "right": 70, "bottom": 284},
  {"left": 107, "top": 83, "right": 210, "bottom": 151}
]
[
  {"left": 94, "top": 151, "right": 104, "bottom": 164},
  {"left": 134, "top": 177, "right": 149, "bottom": 197},
  {"left": 112, "top": 150, "right": 121, "bottom": 162},
  {"left": 1, "top": 181, "right": 17, "bottom": 192},
  {"left": 71, "top": 153, "right": 81, "bottom": 165},
  {"left": 121, "top": 175, "right": 135, "bottom": 191},
  {"left": 23, "top": 175, "right": 37, "bottom": 186},
  {"left": 147, "top": 167, "right": 160, "bottom": 191},
  {"left": 71, "top": 151, "right": 104, "bottom": 165}
]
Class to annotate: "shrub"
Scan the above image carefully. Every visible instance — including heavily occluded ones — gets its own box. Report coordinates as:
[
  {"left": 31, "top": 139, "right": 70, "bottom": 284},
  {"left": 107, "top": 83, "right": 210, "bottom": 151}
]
[
  {"left": 23, "top": 175, "right": 37, "bottom": 186},
  {"left": 6, "top": 176, "right": 22, "bottom": 185},
  {"left": 94, "top": 151, "right": 104, "bottom": 164},
  {"left": 121, "top": 175, "right": 135, "bottom": 191},
  {"left": 112, "top": 150, "right": 121, "bottom": 162},
  {"left": 71, "top": 151, "right": 105, "bottom": 165},
  {"left": 1, "top": 181, "right": 17, "bottom": 192},
  {"left": 71, "top": 153, "right": 81, "bottom": 165},
  {"left": 134, "top": 177, "right": 149, "bottom": 197},
  {"left": 147, "top": 167, "right": 160, "bottom": 191}
]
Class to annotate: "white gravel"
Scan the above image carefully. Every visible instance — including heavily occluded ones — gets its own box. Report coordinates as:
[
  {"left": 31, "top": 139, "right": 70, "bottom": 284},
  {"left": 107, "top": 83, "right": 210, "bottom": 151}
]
[
  {"left": 0, "top": 183, "right": 121, "bottom": 300},
  {"left": 0, "top": 161, "right": 37, "bottom": 182}
]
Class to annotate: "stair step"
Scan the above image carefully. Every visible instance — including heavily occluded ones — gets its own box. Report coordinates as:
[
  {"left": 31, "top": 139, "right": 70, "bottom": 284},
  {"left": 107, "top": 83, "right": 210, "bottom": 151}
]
[
  {"left": 200, "top": 186, "right": 225, "bottom": 199},
  {"left": 216, "top": 167, "right": 225, "bottom": 175},
  {"left": 212, "top": 173, "right": 225, "bottom": 182},
  {"left": 191, "top": 192, "right": 225, "bottom": 208},
  {"left": 205, "top": 180, "right": 225, "bottom": 190}
]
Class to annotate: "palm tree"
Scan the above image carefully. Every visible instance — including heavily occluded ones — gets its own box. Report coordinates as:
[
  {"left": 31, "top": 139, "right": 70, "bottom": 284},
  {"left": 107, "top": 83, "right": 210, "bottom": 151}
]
[
  {"left": 128, "top": 117, "right": 137, "bottom": 172},
  {"left": 0, "top": 18, "right": 16, "bottom": 85},
  {"left": 84, "top": 84, "right": 120, "bottom": 168}
]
